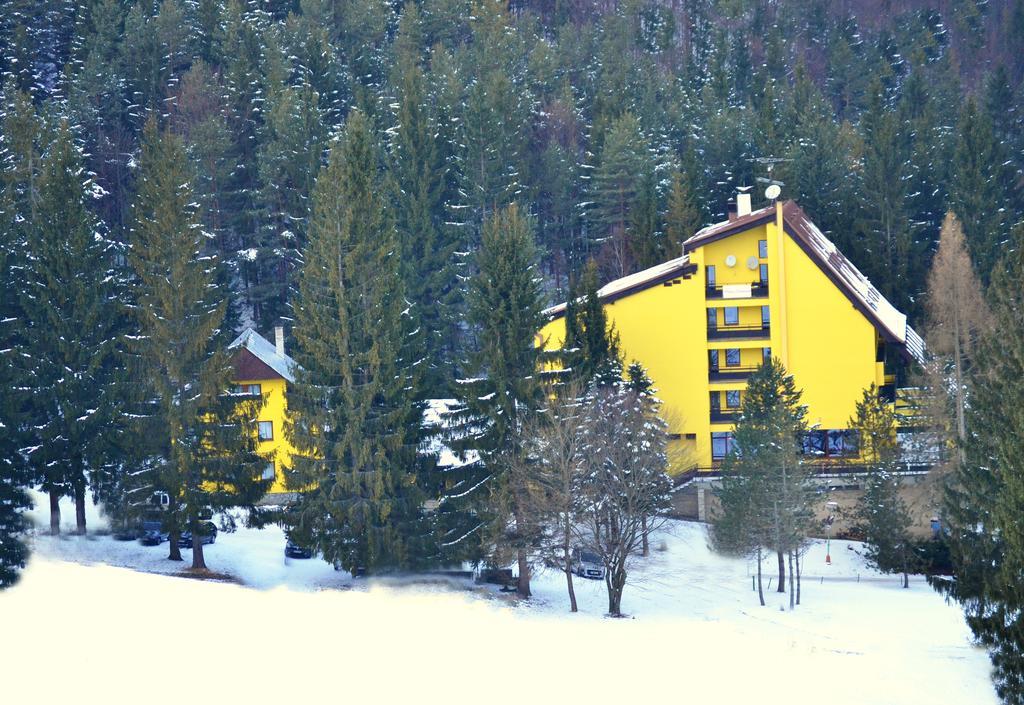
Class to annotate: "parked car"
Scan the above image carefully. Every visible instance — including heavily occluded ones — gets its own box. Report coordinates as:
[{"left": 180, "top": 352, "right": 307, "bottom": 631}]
[
  {"left": 139, "top": 520, "right": 169, "bottom": 546},
  {"left": 178, "top": 521, "right": 218, "bottom": 548},
  {"left": 111, "top": 522, "right": 140, "bottom": 541},
  {"left": 285, "top": 537, "right": 313, "bottom": 559},
  {"left": 571, "top": 547, "right": 605, "bottom": 580}
]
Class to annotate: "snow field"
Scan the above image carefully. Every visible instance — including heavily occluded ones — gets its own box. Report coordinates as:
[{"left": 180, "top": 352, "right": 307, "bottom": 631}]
[{"left": 0, "top": 492, "right": 995, "bottom": 705}]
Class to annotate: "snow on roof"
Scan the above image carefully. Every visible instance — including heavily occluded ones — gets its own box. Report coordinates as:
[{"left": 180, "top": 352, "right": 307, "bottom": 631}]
[
  {"left": 544, "top": 255, "right": 694, "bottom": 317},
  {"left": 228, "top": 328, "right": 298, "bottom": 383}
]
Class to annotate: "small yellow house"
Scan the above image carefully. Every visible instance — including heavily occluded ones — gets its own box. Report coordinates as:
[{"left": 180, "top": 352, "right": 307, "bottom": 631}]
[
  {"left": 228, "top": 326, "right": 297, "bottom": 494},
  {"left": 541, "top": 197, "right": 925, "bottom": 473}
]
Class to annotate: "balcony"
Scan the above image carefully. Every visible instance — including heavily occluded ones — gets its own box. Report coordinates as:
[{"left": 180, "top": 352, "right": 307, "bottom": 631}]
[
  {"left": 707, "top": 324, "right": 770, "bottom": 341},
  {"left": 706, "top": 282, "right": 769, "bottom": 299},
  {"left": 709, "top": 365, "right": 761, "bottom": 382},
  {"left": 710, "top": 410, "right": 739, "bottom": 424}
]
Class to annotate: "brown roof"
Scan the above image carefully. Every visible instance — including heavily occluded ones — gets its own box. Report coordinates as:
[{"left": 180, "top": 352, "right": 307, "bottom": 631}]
[
  {"left": 232, "top": 347, "right": 285, "bottom": 381},
  {"left": 544, "top": 256, "right": 698, "bottom": 318}
]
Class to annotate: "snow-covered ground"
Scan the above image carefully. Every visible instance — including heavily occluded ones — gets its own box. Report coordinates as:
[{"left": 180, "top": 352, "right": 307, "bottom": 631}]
[{"left": 1, "top": 492, "right": 995, "bottom": 705}]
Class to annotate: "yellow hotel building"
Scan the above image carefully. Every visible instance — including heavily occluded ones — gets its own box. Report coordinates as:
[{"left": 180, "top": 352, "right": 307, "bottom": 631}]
[
  {"left": 541, "top": 197, "right": 925, "bottom": 473},
  {"left": 228, "top": 326, "right": 297, "bottom": 494}
]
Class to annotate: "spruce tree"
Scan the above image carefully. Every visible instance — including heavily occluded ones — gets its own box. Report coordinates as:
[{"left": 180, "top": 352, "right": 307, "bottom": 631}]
[
  {"left": 390, "top": 7, "right": 460, "bottom": 398},
  {"left": 128, "top": 119, "right": 269, "bottom": 569},
  {"left": 589, "top": 112, "right": 653, "bottom": 278},
  {"left": 0, "top": 120, "right": 30, "bottom": 589},
  {"left": 286, "top": 111, "right": 424, "bottom": 574},
  {"left": 561, "top": 259, "right": 621, "bottom": 386},
  {"left": 851, "top": 385, "right": 917, "bottom": 588},
  {"left": 664, "top": 167, "right": 702, "bottom": 256},
  {"left": 20, "top": 122, "right": 121, "bottom": 535},
  {"left": 454, "top": 202, "right": 547, "bottom": 597},
  {"left": 712, "top": 358, "right": 812, "bottom": 607},
  {"left": 949, "top": 99, "right": 1017, "bottom": 282},
  {"left": 936, "top": 230, "right": 1024, "bottom": 703}
]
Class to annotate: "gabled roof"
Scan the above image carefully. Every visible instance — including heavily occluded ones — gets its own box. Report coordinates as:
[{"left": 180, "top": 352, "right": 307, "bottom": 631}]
[
  {"left": 544, "top": 255, "right": 697, "bottom": 318},
  {"left": 684, "top": 201, "right": 925, "bottom": 364},
  {"left": 227, "top": 328, "right": 298, "bottom": 383}
]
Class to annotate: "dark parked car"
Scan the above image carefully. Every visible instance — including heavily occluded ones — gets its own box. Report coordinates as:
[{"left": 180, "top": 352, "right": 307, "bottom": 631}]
[
  {"left": 285, "top": 537, "right": 313, "bottom": 559},
  {"left": 139, "top": 520, "right": 169, "bottom": 546},
  {"left": 179, "top": 521, "right": 218, "bottom": 548}
]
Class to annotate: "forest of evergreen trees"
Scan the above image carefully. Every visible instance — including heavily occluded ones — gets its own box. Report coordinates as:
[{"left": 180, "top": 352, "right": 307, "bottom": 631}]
[{"left": 2, "top": 0, "right": 1024, "bottom": 699}]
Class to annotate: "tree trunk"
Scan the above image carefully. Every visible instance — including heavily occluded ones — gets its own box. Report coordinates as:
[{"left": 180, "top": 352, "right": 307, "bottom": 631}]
[
  {"left": 607, "top": 564, "right": 626, "bottom": 616},
  {"left": 641, "top": 515, "right": 649, "bottom": 557},
  {"left": 516, "top": 547, "right": 531, "bottom": 598},
  {"left": 776, "top": 549, "right": 786, "bottom": 592},
  {"left": 49, "top": 489, "right": 61, "bottom": 536},
  {"left": 168, "top": 531, "right": 182, "bottom": 561},
  {"left": 788, "top": 550, "right": 795, "bottom": 610},
  {"left": 192, "top": 532, "right": 206, "bottom": 571},
  {"left": 756, "top": 547, "right": 765, "bottom": 606},
  {"left": 513, "top": 503, "right": 531, "bottom": 598},
  {"left": 563, "top": 522, "right": 577, "bottom": 613},
  {"left": 795, "top": 551, "right": 802, "bottom": 605},
  {"left": 74, "top": 482, "right": 87, "bottom": 535}
]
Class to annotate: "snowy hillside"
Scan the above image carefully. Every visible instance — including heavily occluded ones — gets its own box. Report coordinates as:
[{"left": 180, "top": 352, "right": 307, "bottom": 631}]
[{"left": 0, "top": 492, "right": 995, "bottom": 705}]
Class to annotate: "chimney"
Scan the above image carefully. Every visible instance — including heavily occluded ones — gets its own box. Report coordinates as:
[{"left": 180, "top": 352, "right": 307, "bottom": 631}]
[
  {"left": 726, "top": 197, "right": 737, "bottom": 222},
  {"left": 736, "top": 187, "right": 752, "bottom": 217},
  {"left": 274, "top": 324, "right": 285, "bottom": 357}
]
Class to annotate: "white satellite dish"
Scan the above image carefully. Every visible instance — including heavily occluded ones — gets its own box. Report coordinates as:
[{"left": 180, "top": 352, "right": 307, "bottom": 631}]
[
  {"left": 765, "top": 183, "right": 782, "bottom": 200},
  {"left": 725, "top": 254, "right": 737, "bottom": 268},
  {"left": 746, "top": 256, "right": 759, "bottom": 270}
]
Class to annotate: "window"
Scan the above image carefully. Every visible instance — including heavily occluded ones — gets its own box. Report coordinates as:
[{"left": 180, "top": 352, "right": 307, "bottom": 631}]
[
  {"left": 725, "top": 348, "right": 740, "bottom": 367},
  {"left": 709, "top": 391, "right": 720, "bottom": 412},
  {"left": 759, "top": 263, "right": 769, "bottom": 286},
  {"left": 724, "top": 306, "right": 739, "bottom": 326},
  {"left": 707, "top": 308, "right": 717, "bottom": 327},
  {"left": 762, "top": 347, "right": 771, "bottom": 363},
  {"left": 758, "top": 240, "right": 767, "bottom": 259},
  {"left": 258, "top": 421, "right": 274, "bottom": 441},
  {"left": 708, "top": 349, "right": 719, "bottom": 370},
  {"left": 706, "top": 265, "right": 716, "bottom": 288},
  {"left": 828, "top": 430, "right": 859, "bottom": 457},
  {"left": 801, "top": 431, "right": 826, "bottom": 456},
  {"left": 761, "top": 305, "right": 770, "bottom": 327},
  {"left": 712, "top": 432, "right": 735, "bottom": 461},
  {"left": 726, "top": 390, "right": 740, "bottom": 408},
  {"left": 262, "top": 462, "right": 276, "bottom": 481},
  {"left": 232, "top": 383, "right": 262, "bottom": 396}
]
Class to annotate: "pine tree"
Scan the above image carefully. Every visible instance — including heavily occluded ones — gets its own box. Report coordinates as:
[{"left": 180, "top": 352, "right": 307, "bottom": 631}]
[
  {"left": 949, "top": 99, "right": 1017, "bottom": 282},
  {"left": 390, "top": 5, "right": 460, "bottom": 398},
  {"left": 286, "top": 111, "right": 425, "bottom": 574},
  {"left": 712, "top": 358, "right": 812, "bottom": 607},
  {"left": 664, "top": 167, "right": 702, "bottom": 256},
  {"left": 128, "top": 119, "right": 270, "bottom": 569},
  {"left": 20, "top": 122, "right": 122, "bottom": 535},
  {"left": 589, "top": 112, "right": 653, "bottom": 278},
  {"left": 562, "top": 259, "right": 621, "bottom": 386},
  {"left": 252, "top": 77, "right": 325, "bottom": 328},
  {"left": 854, "top": 80, "right": 919, "bottom": 315},
  {"left": 0, "top": 109, "right": 31, "bottom": 588},
  {"left": 454, "top": 202, "right": 547, "bottom": 597},
  {"left": 851, "top": 385, "right": 916, "bottom": 588},
  {"left": 935, "top": 230, "right": 1024, "bottom": 702}
]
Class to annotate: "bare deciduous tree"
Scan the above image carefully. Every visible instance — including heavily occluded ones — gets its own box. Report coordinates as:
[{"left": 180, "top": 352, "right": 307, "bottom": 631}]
[{"left": 576, "top": 378, "right": 673, "bottom": 617}]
